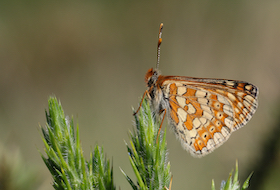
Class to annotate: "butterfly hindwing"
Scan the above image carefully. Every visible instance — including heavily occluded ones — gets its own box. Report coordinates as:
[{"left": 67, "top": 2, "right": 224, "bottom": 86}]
[{"left": 160, "top": 78, "right": 258, "bottom": 157}]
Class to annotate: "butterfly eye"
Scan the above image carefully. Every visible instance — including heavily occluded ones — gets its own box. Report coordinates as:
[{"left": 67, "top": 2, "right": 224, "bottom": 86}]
[{"left": 147, "top": 78, "right": 153, "bottom": 87}]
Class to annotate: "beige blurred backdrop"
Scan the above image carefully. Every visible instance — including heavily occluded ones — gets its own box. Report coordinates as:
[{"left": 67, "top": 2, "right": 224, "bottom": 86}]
[{"left": 0, "top": 1, "right": 280, "bottom": 189}]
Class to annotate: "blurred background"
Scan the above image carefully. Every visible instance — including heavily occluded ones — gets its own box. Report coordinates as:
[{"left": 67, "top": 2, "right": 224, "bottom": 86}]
[{"left": 0, "top": 0, "right": 280, "bottom": 189}]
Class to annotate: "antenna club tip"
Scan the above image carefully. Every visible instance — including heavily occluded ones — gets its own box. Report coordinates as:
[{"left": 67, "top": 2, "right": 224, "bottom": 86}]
[
  {"left": 160, "top": 23, "right": 163, "bottom": 30},
  {"left": 158, "top": 38, "right": 162, "bottom": 46}
]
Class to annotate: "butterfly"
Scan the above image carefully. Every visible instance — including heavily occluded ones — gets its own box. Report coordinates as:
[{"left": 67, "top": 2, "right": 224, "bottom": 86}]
[{"left": 135, "top": 23, "right": 258, "bottom": 157}]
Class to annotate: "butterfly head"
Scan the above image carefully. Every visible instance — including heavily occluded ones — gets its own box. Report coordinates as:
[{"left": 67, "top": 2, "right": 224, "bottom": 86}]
[{"left": 145, "top": 68, "right": 160, "bottom": 87}]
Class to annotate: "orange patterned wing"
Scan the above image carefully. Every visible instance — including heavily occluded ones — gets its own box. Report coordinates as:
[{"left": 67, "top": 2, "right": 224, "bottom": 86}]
[{"left": 159, "top": 76, "right": 258, "bottom": 157}]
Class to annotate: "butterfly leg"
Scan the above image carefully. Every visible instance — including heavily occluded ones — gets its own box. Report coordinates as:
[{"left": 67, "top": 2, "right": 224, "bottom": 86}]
[
  {"left": 133, "top": 90, "right": 148, "bottom": 116},
  {"left": 156, "top": 109, "right": 166, "bottom": 143}
]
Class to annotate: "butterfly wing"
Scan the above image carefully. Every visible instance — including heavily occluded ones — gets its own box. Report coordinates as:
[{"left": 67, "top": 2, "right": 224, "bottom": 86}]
[{"left": 160, "top": 76, "right": 258, "bottom": 157}]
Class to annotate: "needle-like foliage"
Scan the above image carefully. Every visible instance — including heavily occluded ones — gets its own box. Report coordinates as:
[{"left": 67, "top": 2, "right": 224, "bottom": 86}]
[
  {"left": 39, "top": 96, "right": 253, "bottom": 190},
  {"left": 121, "top": 98, "right": 172, "bottom": 190},
  {"left": 212, "top": 161, "right": 253, "bottom": 190},
  {"left": 40, "top": 97, "right": 115, "bottom": 190}
]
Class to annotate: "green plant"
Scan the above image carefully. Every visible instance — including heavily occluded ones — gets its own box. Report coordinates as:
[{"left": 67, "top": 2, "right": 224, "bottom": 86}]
[
  {"left": 40, "top": 97, "right": 115, "bottom": 190},
  {"left": 121, "top": 98, "right": 172, "bottom": 190},
  {"left": 212, "top": 161, "right": 253, "bottom": 190},
  {"left": 40, "top": 96, "right": 253, "bottom": 190}
]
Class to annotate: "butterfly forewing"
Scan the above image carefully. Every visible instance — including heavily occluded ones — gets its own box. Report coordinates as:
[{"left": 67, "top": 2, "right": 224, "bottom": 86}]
[{"left": 151, "top": 75, "right": 258, "bottom": 157}]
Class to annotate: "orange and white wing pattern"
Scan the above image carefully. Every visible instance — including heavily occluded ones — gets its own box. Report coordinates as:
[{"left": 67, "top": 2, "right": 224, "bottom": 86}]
[
  {"left": 160, "top": 77, "right": 258, "bottom": 157},
  {"left": 137, "top": 23, "right": 258, "bottom": 157}
]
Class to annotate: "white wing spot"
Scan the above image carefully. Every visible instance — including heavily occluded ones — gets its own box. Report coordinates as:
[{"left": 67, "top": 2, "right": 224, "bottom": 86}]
[
  {"left": 243, "top": 107, "right": 249, "bottom": 115},
  {"left": 235, "top": 107, "right": 240, "bottom": 113},
  {"left": 216, "top": 89, "right": 224, "bottom": 94},
  {"left": 201, "top": 147, "right": 207, "bottom": 154},
  {"left": 237, "top": 91, "right": 245, "bottom": 98},
  {"left": 237, "top": 102, "right": 243, "bottom": 109},
  {"left": 199, "top": 117, "right": 207, "bottom": 125},
  {"left": 177, "top": 122, "right": 185, "bottom": 131},
  {"left": 221, "top": 126, "right": 230, "bottom": 137},
  {"left": 176, "top": 96, "right": 186, "bottom": 108},
  {"left": 226, "top": 81, "right": 235, "bottom": 86},
  {"left": 206, "top": 139, "right": 215, "bottom": 150},
  {"left": 195, "top": 90, "right": 207, "bottom": 97},
  {"left": 203, "top": 111, "right": 214, "bottom": 120},
  {"left": 204, "top": 120, "right": 210, "bottom": 128},
  {"left": 177, "top": 86, "right": 187, "bottom": 96},
  {"left": 187, "top": 103, "right": 196, "bottom": 114},
  {"left": 217, "top": 94, "right": 229, "bottom": 105},
  {"left": 189, "top": 129, "right": 198, "bottom": 138},
  {"left": 197, "top": 97, "right": 208, "bottom": 105},
  {"left": 223, "top": 104, "right": 233, "bottom": 117},
  {"left": 177, "top": 108, "right": 187, "bottom": 122},
  {"left": 227, "top": 92, "right": 236, "bottom": 102},
  {"left": 245, "top": 85, "right": 253, "bottom": 91},
  {"left": 224, "top": 117, "right": 233, "bottom": 128},
  {"left": 193, "top": 118, "right": 201, "bottom": 129},
  {"left": 201, "top": 104, "right": 212, "bottom": 113},
  {"left": 244, "top": 95, "right": 254, "bottom": 103},
  {"left": 213, "top": 132, "right": 224, "bottom": 144},
  {"left": 243, "top": 100, "right": 250, "bottom": 109}
]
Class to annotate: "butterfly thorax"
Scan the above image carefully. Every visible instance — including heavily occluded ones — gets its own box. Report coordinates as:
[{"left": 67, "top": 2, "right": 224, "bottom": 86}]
[{"left": 145, "top": 68, "right": 169, "bottom": 115}]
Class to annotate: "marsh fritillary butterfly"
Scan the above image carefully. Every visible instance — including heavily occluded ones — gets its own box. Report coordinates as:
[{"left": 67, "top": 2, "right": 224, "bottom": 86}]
[{"left": 135, "top": 23, "right": 258, "bottom": 157}]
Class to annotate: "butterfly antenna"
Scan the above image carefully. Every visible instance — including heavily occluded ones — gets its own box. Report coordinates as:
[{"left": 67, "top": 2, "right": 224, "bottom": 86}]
[{"left": 156, "top": 23, "right": 163, "bottom": 70}]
